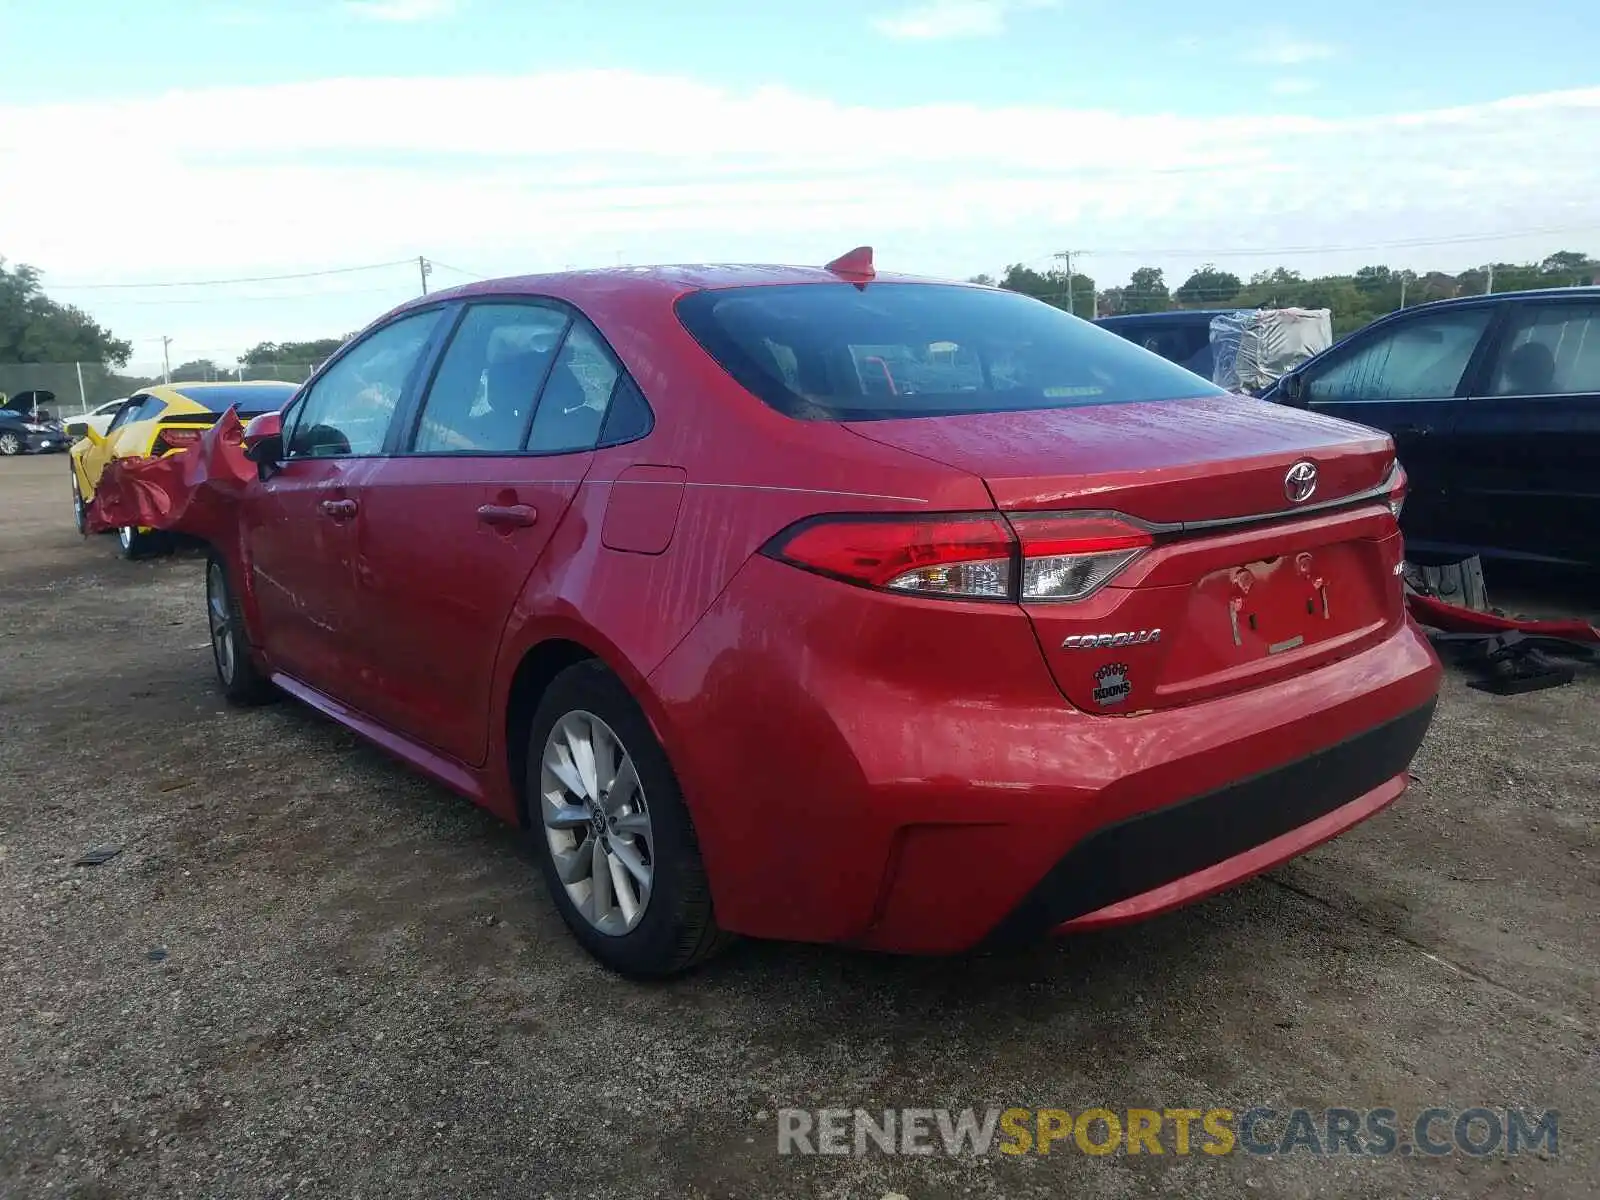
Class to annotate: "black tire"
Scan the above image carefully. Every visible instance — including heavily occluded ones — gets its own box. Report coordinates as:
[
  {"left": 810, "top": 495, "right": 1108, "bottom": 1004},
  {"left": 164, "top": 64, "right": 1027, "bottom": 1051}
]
[
  {"left": 526, "top": 660, "right": 730, "bottom": 978},
  {"left": 117, "top": 523, "right": 166, "bottom": 560},
  {"left": 70, "top": 470, "right": 88, "bottom": 536},
  {"left": 205, "top": 552, "right": 276, "bottom": 706}
]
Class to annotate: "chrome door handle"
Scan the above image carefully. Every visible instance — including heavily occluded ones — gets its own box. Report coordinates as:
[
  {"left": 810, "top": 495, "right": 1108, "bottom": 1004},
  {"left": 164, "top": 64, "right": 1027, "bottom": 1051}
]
[{"left": 319, "top": 498, "right": 358, "bottom": 520}]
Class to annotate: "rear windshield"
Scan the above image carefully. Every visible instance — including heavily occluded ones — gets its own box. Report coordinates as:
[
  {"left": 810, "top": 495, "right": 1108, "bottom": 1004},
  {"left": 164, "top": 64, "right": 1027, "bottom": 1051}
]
[
  {"left": 675, "top": 283, "right": 1225, "bottom": 421},
  {"left": 171, "top": 383, "right": 298, "bottom": 413}
]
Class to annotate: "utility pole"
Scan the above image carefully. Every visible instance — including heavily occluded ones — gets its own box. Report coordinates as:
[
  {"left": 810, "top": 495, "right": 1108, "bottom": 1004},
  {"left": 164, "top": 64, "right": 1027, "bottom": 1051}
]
[
  {"left": 1054, "top": 250, "right": 1085, "bottom": 318},
  {"left": 1485, "top": 263, "right": 1495, "bottom": 295},
  {"left": 418, "top": 255, "right": 432, "bottom": 295},
  {"left": 161, "top": 336, "right": 172, "bottom": 383}
]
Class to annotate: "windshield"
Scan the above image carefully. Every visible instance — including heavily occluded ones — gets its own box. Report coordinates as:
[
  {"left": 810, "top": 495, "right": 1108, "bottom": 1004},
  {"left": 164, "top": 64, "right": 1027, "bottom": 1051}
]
[{"left": 675, "top": 282, "right": 1225, "bottom": 421}]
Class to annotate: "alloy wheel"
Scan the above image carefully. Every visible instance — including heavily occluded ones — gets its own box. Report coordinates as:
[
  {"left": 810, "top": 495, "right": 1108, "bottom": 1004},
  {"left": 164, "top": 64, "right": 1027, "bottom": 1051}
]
[
  {"left": 118, "top": 526, "right": 134, "bottom": 552},
  {"left": 206, "top": 561, "right": 236, "bottom": 685},
  {"left": 540, "top": 710, "right": 655, "bottom": 936},
  {"left": 0, "top": 432, "right": 19, "bottom": 456}
]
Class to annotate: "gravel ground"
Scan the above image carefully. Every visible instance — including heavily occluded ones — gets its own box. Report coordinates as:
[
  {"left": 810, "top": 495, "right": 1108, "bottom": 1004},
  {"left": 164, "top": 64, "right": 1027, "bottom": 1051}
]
[{"left": 1, "top": 451, "right": 1595, "bottom": 1199}]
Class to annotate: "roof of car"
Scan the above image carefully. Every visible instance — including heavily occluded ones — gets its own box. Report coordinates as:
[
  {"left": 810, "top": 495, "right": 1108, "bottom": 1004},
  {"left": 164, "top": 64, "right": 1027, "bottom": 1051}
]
[
  {"left": 137, "top": 380, "right": 299, "bottom": 410},
  {"left": 407, "top": 263, "right": 964, "bottom": 309},
  {"left": 155, "top": 379, "right": 300, "bottom": 391},
  {"left": 1391, "top": 285, "right": 1600, "bottom": 312},
  {"left": 1094, "top": 309, "right": 1238, "bottom": 324}
]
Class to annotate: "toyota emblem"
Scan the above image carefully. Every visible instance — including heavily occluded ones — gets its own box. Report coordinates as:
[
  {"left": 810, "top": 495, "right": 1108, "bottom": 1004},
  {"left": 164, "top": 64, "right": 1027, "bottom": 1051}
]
[{"left": 1284, "top": 460, "right": 1318, "bottom": 503}]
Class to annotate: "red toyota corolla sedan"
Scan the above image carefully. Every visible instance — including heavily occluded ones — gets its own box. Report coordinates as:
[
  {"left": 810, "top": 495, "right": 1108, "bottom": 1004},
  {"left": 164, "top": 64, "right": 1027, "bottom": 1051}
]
[{"left": 203, "top": 249, "right": 1441, "bottom": 977}]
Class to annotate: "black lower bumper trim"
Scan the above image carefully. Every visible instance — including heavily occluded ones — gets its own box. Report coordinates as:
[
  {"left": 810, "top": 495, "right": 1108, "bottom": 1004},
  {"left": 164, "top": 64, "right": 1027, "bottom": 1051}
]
[{"left": 983, "top": 699, "right": 1437, "bottom": 947}]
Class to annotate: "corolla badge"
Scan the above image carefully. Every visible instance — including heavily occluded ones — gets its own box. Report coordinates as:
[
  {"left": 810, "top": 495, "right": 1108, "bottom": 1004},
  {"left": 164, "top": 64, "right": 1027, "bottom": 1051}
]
[
  {"left": 1062, "top": 629, "right": 1161, "bottom": 650},
  {"left": 1284, "top": 460, "right": 1318, "bottom": 503}
]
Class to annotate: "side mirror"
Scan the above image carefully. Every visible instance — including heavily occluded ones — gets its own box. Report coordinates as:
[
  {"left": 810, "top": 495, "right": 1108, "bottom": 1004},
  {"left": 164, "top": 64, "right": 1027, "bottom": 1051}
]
[
  {"left": 83, "top": 424, "right": 107, "bottom": 446},
  {"left": 65, "top": 421, "right": 88, "bottom": 438},
  {"left": 241, "top": 410, "right": 284, "bottom": 466},
  {"left": 1278, "top": 372, "right": 1309, "bottom": 407}
]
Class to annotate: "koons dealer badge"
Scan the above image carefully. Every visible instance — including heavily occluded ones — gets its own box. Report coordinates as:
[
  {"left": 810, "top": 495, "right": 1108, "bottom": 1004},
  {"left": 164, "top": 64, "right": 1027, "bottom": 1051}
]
[{"left": 1092, "top": 662, "right": 1132, "bottom": 707}]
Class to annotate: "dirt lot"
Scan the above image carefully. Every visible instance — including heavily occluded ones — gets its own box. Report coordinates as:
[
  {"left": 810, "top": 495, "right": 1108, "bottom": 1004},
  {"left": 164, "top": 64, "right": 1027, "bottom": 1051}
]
[{"left": 0, "top": 451, "right": 1595, "bottom": 1199}]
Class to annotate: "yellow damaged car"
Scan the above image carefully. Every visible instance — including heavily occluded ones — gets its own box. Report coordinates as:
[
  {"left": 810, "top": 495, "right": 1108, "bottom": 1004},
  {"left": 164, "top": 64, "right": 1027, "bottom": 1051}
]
[{"left": 70, "top": 380, "right": 299, "bottom": 556}]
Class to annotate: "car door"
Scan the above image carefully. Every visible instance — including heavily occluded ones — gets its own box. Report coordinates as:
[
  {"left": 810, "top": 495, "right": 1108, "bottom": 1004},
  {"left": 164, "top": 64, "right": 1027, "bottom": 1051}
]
[
  {"left": 347, "top": 303, "right": 646, "bottom": 765},
  {"left": 1448, "top": 296, "right": 1600, "bottom": 564},
  {"left": 79, "top": 396, "right": 145, "bottom": 490},
  {"left": 241, "top": 308, "right": 447, "bottom": 698},
  {"left": 1297, "top": 302, "right": 1501, "bottom": 555}
]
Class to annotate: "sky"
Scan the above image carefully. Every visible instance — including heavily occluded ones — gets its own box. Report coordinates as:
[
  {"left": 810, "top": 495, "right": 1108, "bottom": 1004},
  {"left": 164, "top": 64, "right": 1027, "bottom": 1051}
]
[{"left": 2, "top": 0, "right": 1598, "bottom": 372}]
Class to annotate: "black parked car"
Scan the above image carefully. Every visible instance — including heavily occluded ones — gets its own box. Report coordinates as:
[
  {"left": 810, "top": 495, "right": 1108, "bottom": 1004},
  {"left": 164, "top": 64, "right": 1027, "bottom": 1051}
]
[
  {"left": 1270, "top": 288, "right": 1600, "bottom": 568},
  {"left": 1094, "top": 310, "right": 1229, "bottom": 379},
  {"left": 0, "top": 391, "right": 69, "bottom": 456}
]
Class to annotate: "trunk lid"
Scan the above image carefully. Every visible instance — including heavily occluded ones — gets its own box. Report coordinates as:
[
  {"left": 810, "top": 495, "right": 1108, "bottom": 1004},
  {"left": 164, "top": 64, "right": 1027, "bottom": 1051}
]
[
  {"left": 845, "top": 395, "right": 1406, "bottom": 713},
  {"left": 843, "top": 393, "right": 1394, "bottom": 523}
]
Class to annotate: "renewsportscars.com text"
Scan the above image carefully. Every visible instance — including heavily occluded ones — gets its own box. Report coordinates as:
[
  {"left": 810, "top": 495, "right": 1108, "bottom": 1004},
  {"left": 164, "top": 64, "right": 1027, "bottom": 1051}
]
[{"left": 775, "top": 1106, "right": 1559, "bottom": 1158}]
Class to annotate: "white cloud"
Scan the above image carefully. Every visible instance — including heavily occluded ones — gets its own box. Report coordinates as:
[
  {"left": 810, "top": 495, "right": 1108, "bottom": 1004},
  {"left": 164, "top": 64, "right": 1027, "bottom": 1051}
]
[
  {"left": 1243, "top": 31, "right": 1338, "bottom": 66},
  {"left": 342, "top": 0, "right": 458, "bottom": 22},
  {"left": 872, "top": 0, "right": 1056, "bottom": 41},
  {"left": 1, "top": 72, "right": 1596, "bottom": 354}
]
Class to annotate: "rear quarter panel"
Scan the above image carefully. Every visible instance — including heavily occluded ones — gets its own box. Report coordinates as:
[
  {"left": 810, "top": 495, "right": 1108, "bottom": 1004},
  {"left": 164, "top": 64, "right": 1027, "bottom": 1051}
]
[
  {"left": 112, "top": 419, "right": 162, "bottom": 458},
  {"left": 483, "top": 285, "right": 994, "bottom": 811}
]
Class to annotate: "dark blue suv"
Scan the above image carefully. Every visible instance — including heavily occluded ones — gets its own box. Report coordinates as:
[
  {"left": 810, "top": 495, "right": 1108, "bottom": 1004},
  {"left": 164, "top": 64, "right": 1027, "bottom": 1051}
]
[
  {"left": 1268, "top": 288, "right": 1600, "bottom": 568},
  {"left": 1094, "top": 310, "right": 1231, "bottom": 381}
]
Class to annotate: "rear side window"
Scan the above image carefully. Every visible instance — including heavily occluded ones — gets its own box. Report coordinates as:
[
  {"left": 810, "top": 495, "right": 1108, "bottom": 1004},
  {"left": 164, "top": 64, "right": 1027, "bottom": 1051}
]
[
  {"left": 526, "top": 323, "right": 621, "bottom": 454},
  {"left": 675, "top": 283, "right": 1225, "bottom": 421},
  {"left": 107, "top": 399, "right": 144, "bottom": 432},
  {"left": 1489, "top": 303, "right": 1600, "bottom": 397},
  {"left": 411, "top": 304, "right": 570, "bottom": 453}
]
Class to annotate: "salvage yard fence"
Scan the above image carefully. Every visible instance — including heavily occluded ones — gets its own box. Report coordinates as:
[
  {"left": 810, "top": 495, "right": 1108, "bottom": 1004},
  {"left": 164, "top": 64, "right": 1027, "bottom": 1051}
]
[{"left": 0, "top": 363, "right": 317, "bottom": 417}]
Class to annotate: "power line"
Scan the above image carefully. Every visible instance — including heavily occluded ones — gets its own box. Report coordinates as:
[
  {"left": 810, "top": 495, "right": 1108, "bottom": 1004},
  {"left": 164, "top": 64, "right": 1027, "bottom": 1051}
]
[
  {"left": 80, "top": 284, "right": 416, "bottom": 307},
  {"left": 427, "top": 259, "right": 489, "bottom": 280},
  {"left": 48, "top": 258, "right": 417, "bottom": 290}
]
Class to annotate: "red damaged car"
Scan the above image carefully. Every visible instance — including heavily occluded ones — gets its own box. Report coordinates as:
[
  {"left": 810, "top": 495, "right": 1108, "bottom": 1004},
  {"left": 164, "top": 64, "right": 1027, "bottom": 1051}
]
[{"left": 197, "top": 250, "right": 1439, "bottom": 976}]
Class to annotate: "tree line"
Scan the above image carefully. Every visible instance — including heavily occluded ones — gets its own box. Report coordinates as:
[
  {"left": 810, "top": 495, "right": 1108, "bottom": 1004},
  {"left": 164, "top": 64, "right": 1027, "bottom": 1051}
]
[
  {"left": 164, "top": 338, "right": 352, "bottom": 385},
  {"left": 971, "top": 250, "right": 1599, "bottom": 336},
  {"left": 0, "top": 257, "right": 356, "bottom": 405},
  {"left": 5, "top": 249, "right": 1598, "bottom": 410}
]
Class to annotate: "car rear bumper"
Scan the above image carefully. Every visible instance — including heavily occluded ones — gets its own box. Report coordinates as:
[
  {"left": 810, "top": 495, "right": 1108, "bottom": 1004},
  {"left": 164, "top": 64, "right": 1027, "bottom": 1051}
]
[
  {"left": 984, "top": 699, "right": 1433, "bottom": 944},
  {"left": 649, "top": 555, "right": 1443, "bottom": 953}
]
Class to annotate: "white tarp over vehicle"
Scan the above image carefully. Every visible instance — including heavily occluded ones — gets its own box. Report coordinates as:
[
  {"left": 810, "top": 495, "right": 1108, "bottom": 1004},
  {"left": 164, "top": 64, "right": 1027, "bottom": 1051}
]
[{"left": 1209, "top": 308, "right": 1333, "bottom": 393}]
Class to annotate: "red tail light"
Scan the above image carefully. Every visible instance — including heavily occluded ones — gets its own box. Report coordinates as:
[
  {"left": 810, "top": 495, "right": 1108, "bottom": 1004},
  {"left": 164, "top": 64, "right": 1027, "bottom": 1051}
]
[
  {"left": 156, "top": 428, "right": 203, "bottom": 453},
  {"left": 766, "top": 514, "right": 1014, "bottom": 599},
  {"left": 763, "top": 511, "right": 1153, "bottom": 602}
]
